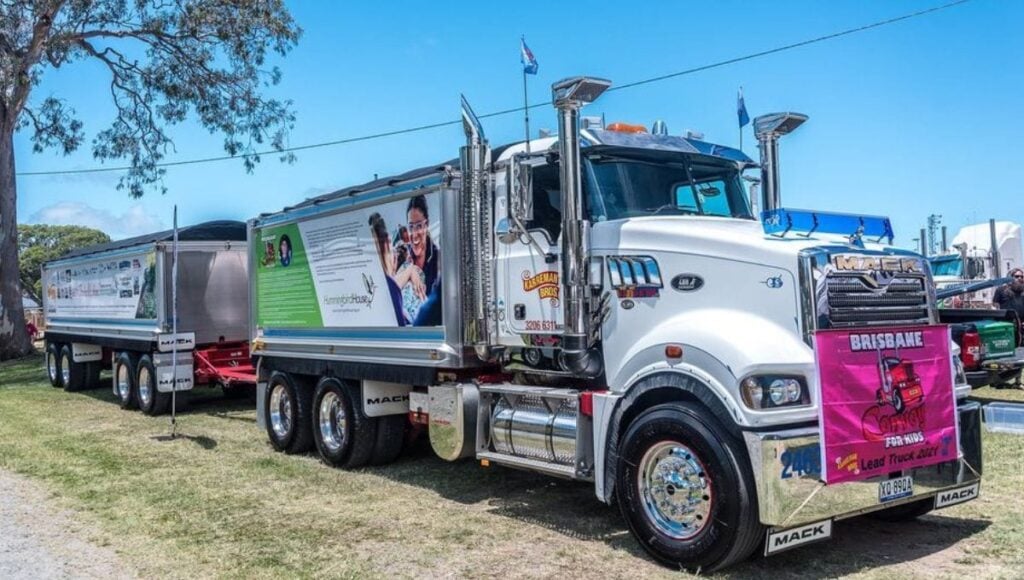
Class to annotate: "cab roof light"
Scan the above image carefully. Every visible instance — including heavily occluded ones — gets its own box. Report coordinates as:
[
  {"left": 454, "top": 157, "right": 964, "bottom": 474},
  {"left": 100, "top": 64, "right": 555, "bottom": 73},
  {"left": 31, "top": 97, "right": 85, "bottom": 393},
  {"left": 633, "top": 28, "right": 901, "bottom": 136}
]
[{"left": 606, "top": 122, "right": 647, "bottom": 134}]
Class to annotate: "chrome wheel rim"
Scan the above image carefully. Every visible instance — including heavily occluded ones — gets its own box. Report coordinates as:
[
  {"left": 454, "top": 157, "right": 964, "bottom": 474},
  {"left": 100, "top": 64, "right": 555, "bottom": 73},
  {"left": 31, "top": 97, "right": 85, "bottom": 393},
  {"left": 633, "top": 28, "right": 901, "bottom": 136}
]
[
  {"left": 638, "top": 441, "right": 713, "bottom": 540},
  {"left": 47, "top": 351, "right": 58, "bottom": 382},
  {"left": 269, "top": 384, "right": 292, "bottom": 439},
  {"left": 116, "top": 364, "right": 131, "bottom": 401},
  {"left": 60, "top": 353, "right": 71, "bottom": 386},
  {"left": 318, "top": 391, "right": 347, "bottom": 453},
  {"left": 138, "top": 367, "right": 153, "bottom": 407}
]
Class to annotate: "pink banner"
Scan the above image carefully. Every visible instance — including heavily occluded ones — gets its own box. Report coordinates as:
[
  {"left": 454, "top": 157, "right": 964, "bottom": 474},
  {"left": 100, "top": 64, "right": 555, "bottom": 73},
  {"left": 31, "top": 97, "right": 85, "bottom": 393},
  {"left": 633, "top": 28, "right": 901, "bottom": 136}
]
[{"left": 815, "top": 325, "right": 959, "bottom": 484}]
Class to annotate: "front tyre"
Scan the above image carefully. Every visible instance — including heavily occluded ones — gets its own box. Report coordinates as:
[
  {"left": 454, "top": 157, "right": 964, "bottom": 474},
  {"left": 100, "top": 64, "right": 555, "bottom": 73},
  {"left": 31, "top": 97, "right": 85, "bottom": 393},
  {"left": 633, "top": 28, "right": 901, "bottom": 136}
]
[{"left": 615, "top": 402, "right": 764, "bottom": 572}]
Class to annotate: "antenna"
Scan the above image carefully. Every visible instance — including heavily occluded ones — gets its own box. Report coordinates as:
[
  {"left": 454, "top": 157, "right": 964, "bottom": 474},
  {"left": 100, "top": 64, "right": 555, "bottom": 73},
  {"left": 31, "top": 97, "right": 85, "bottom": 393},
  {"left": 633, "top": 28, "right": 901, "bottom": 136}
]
[
  {"left": 926, "top": 214, "right": 942, "bottom": 256},
  {"left": 170, "top": 205, "right": 179, "bottom": 438}
]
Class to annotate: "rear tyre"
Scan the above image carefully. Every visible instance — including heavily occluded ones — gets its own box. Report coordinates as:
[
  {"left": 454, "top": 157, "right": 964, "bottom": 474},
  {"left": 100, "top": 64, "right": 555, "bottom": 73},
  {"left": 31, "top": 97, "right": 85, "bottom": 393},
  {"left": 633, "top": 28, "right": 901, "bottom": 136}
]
[
  {"left": 45, "top": 343, "right": 62, "bottom": 387},
  {"left": 264, "top": 372, "right": 313, "bottom": 454},
  {"left": 59, "top": 344, "right": 86, "bottom": 392},
  {"left": 311, "top": 378, "right": 377, "bottom": 468},
  {"left": 114, "top": 352, "right": 137, "bottom": 409},
  {"left": 615, "top": 402, "right": 764, "bottom": 572},
  {"left": 370, "top": 414, "right": 406, "bottom": 466},
  {"left": 868, "top": 498, "right": 934, "bottom": 522},
  {"left": 136, "top": 355, "right": 171, "bottom": 416}
]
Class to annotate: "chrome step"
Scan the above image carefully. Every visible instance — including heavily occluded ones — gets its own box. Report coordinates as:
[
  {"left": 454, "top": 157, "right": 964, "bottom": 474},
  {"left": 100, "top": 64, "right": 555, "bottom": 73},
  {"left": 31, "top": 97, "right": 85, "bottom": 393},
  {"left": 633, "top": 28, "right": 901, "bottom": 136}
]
[{"left": 477, "top": 451, "right": 578, "bottom": 479}]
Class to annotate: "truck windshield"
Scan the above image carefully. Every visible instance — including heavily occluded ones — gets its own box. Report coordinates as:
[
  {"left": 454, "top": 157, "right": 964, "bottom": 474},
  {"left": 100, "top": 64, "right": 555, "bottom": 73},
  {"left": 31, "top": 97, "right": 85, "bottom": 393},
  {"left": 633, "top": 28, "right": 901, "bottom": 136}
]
[
  {"left": 930, "top": 256, "right": 963, "bottom": 277},
  {"left": 584, "top": 153, "right": 753, "bottom": 222}
]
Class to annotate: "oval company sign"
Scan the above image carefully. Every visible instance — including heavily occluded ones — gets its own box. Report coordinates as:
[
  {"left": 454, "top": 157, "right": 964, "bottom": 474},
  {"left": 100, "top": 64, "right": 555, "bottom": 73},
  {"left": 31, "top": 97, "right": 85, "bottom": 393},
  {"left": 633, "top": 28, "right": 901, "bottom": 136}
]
[{"left": 671, "top": 274, "right": 704, "bottom": 292}]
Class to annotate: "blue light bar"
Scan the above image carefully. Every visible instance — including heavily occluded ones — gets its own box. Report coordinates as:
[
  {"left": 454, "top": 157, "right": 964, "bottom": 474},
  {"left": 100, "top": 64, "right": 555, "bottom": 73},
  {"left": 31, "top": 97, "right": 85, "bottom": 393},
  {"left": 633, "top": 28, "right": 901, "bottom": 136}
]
[{"left": 761, "top": 208, "right": 895, "bottom": 244}]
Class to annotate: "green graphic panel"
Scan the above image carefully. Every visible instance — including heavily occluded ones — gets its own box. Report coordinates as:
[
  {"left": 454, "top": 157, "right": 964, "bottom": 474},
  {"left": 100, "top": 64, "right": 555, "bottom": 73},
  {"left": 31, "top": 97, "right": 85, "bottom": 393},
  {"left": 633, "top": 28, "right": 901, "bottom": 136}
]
[
  {"left": 255, "top": 223, "right": 323, "bottom": 328},
  {"left": 136, "top": 252, "right": 158, "bottom": 319}
]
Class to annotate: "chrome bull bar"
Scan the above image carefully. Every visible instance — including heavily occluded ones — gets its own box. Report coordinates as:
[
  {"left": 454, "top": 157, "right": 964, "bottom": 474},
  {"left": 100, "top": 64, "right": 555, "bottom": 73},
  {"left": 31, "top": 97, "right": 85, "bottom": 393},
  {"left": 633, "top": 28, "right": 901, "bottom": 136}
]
[{"left": 744, "top": 401, "right": 983, "bottom": 528}]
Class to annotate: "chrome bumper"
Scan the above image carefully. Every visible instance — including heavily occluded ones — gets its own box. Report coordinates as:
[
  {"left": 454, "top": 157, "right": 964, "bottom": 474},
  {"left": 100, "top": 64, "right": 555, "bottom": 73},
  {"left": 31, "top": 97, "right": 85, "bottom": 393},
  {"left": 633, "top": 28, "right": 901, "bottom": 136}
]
[{"left": 744, "top": 401, "right": 983, "bottom": 528}]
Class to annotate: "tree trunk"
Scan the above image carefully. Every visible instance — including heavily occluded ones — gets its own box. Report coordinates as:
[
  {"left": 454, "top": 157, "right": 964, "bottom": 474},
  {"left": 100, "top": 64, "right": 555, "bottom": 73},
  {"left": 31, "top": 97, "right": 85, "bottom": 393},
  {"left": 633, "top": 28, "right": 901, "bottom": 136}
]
[{"left": 0, "top": 120, "right": 32, "bottom": 360}]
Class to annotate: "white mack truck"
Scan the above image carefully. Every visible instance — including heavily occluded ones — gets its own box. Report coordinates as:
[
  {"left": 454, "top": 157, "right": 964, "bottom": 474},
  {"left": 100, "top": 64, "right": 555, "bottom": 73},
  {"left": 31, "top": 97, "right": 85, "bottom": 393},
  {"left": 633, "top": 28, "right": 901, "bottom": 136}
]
[{"left": 250, "top": 76, "right": 982, "bottom": 571}]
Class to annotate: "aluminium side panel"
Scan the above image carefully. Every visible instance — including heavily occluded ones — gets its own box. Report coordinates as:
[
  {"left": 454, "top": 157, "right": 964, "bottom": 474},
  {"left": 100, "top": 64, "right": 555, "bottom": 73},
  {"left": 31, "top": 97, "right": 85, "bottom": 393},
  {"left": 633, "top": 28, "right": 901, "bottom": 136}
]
[
  {"left": 41, "top": 244, "right": 164, "bottom": 343},
  {"left": 251, "top": 174, "right": 471, "bottom": 368},
  {"left": 159, "top": 241, "right": 249, "bottom": 345}
]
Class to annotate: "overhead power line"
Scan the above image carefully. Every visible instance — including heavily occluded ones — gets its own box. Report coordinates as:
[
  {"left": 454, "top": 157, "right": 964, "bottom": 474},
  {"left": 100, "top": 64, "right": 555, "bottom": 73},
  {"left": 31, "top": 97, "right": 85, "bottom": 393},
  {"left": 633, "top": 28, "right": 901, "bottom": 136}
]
[{"left": 17, "top": 0, "right": 971, "bottom": 177}]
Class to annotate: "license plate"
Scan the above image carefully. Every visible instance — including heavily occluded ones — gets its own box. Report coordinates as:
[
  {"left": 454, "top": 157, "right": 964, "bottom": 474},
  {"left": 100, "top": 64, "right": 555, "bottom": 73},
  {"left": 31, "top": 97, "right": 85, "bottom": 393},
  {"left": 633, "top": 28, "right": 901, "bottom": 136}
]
[{"left": 879, "top": 475, "right": 913, "bottom": 503}]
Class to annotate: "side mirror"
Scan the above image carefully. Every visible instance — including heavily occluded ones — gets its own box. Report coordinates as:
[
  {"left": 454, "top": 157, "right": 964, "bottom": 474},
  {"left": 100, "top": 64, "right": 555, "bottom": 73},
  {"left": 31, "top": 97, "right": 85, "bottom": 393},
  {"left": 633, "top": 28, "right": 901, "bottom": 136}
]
[
  {"left": 742, "top": 174, "right": 761, "bottom": 216},
  {"left": 508, "top": 155, "right": 534, "bottom": 225}
]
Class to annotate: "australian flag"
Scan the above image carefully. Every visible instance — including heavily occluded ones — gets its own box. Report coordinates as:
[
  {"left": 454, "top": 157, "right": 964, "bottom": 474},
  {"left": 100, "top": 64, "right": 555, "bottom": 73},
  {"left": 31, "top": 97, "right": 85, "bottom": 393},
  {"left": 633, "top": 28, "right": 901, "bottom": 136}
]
[
  {"left": 737, "top": 87, "right": 750, "bottom": 128},
  {"left": 521, "top": 37, "right": 538, "bottom": 75}
]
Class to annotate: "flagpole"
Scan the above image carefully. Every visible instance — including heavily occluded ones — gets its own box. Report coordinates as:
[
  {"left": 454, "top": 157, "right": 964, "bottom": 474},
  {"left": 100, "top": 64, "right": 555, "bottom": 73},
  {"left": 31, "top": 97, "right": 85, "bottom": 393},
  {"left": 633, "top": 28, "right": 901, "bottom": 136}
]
[
  {"left": 738, "top": 86, "right": 744, "bottom": 152},
  {"left": 522, "top": 60, "right": 531, "bottom": 154}
]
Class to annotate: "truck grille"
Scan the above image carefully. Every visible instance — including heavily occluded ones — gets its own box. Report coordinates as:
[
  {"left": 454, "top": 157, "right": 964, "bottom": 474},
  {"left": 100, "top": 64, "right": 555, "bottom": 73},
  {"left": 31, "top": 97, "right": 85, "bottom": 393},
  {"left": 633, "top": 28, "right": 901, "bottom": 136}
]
[{"left": 825, "top": 274, "right": 931, "bottom": 327}]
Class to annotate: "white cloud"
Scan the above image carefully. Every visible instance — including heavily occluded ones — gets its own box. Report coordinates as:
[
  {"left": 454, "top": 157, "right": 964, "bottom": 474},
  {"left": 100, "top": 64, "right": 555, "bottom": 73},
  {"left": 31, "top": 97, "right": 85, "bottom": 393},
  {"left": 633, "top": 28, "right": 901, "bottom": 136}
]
[{"left": 28, "top": 202, "right": 165, "bottom": 240}]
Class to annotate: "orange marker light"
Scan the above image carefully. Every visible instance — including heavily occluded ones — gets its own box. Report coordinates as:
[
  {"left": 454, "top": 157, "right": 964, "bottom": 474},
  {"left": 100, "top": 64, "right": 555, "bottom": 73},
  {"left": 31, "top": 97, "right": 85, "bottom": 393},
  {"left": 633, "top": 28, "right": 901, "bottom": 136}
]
[
  {"left": 665, "top": 344, "right": 683, "bottom": 359},
  {"left": 606, "top": 122, "right": 648, "bottom": 134}
]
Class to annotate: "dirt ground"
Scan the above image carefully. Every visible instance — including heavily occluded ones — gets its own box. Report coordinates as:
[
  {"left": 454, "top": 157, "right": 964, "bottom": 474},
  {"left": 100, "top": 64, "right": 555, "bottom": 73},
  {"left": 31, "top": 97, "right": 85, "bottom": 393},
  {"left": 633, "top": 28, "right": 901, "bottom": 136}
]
[{"left": 0, "top": 469, "right": 133, "bottom": 580}]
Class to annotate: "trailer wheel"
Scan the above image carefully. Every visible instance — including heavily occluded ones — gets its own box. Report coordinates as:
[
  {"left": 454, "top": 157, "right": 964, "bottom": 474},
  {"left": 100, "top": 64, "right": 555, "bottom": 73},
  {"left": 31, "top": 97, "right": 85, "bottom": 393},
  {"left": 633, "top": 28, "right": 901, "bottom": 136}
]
[
  {"left": 136, "top": 355, "right": 170, "bottom": 416},
  {"left": 264, "top": 372, "right": 313, "bottom": 454},
  {"left": 59, "top": 344, "right": 86, "bottom": 392},
  {"left": 84, "top": 362, "right": 102, "bottom": 389},
  {"left": 45, "top": 343, "right": 62, "bottom": 387},
  {"left": 370, "top": 414, "right": 406, "bottom": 466},
  {"left": 868, "top": 497, "right": 934, "bottom": 522},
  {"left": 615, "top": 402, "right": 764, "bottom": 572},
  {"left": 311, "top": 378, "right": 377, "bottom": 468},
  {"left": 114, "top": 352, "right": 137, "bottom": 409}
]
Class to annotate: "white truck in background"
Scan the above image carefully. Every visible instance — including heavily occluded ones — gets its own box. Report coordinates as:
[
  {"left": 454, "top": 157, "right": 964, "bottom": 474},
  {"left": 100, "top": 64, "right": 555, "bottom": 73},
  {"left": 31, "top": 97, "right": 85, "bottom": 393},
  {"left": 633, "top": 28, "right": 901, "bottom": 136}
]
[
  {"left": 932, "top": 220, "right": 1023, "bottom": 307},
  {"left": 249, "top": 76, "right": 982, "bottom": 571}
]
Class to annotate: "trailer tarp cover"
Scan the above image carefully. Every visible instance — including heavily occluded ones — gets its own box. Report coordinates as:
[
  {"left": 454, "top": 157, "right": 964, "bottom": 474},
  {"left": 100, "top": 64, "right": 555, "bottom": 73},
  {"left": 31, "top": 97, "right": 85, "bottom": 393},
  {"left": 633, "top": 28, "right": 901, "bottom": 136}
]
[
  {"left": 58, "top": 220, "right": 247, "bottom": 261},
  {"left": 282, "top": 162, "right": 453, "bottom": 213}
]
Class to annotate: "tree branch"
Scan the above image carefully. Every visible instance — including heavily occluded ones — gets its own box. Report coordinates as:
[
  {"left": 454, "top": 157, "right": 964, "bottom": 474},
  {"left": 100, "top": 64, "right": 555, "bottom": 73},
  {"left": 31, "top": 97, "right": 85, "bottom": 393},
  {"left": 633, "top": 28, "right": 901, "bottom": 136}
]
[{"left": 9, "top": 0, "right": 68, "bottom": 119}]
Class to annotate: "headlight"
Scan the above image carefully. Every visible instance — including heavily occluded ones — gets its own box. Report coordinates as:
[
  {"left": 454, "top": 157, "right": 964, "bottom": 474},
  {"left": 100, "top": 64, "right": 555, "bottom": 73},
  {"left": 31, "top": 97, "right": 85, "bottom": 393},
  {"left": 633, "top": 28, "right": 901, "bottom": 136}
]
[{"left": 741, "top": 375, "right": 809, "bottom": 409}]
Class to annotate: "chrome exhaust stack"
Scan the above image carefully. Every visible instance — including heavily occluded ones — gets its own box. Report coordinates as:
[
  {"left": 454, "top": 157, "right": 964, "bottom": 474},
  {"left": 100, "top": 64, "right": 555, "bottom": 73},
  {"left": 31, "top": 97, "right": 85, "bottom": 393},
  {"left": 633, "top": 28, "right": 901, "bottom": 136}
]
[
  {"left": 753, "top": 112, "right": 807, "bottom": 214},
  {"left": 552, "top": 76, "right": 610, "bottom": 377},
  {"left": 460, "top": 96, "right": 494, "bottom": 361}
]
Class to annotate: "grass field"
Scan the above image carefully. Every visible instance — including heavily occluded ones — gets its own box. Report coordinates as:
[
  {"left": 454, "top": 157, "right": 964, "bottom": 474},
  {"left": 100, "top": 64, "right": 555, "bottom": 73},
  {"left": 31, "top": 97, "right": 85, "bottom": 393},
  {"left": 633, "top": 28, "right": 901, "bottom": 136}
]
[{"left": 1, "top": 353, "right": 1023, "bottom": 579}]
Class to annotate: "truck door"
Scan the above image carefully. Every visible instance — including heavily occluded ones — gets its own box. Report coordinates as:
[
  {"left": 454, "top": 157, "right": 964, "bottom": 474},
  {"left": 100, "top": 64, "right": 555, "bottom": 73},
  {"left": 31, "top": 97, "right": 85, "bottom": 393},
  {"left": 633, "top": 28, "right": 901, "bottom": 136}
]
[{"left": 495, "top": 161, "right": 563, "bottom": 346}]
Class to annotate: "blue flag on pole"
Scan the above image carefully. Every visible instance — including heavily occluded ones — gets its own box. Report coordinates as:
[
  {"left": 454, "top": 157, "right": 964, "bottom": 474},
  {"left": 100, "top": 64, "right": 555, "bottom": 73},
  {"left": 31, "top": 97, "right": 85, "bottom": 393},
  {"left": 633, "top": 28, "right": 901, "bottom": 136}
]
[
  {"left": 737, "top": 87, "right": 750, "bottom": 128},
  {"left": 521, "top": 37, "right": 538, "bottom": 75}
]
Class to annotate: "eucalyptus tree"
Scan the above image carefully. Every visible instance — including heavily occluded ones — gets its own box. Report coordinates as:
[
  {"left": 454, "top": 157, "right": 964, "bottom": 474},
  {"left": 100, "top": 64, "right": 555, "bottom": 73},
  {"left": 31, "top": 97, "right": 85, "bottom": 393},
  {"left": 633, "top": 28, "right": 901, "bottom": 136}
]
[{"left": 0, "top": 0, "right": 300, "bottom": 358}]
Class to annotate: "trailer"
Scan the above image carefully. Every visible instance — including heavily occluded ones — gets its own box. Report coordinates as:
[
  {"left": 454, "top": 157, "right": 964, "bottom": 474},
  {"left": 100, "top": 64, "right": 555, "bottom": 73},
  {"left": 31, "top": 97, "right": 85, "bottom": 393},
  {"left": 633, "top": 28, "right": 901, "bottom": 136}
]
[
  {"left": 249, "top": 77, "right": 982, "bottom": 571},
  {"left": 42, "top": 220, "right": 254, "bottom": 414}
]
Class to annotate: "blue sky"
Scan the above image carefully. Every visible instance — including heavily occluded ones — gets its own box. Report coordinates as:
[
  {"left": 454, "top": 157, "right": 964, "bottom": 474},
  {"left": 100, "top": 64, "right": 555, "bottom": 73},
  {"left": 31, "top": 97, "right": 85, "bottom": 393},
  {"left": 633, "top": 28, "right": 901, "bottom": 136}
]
[{"left": 13, "top": 0, "right": 1022, "bottom": 250}]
